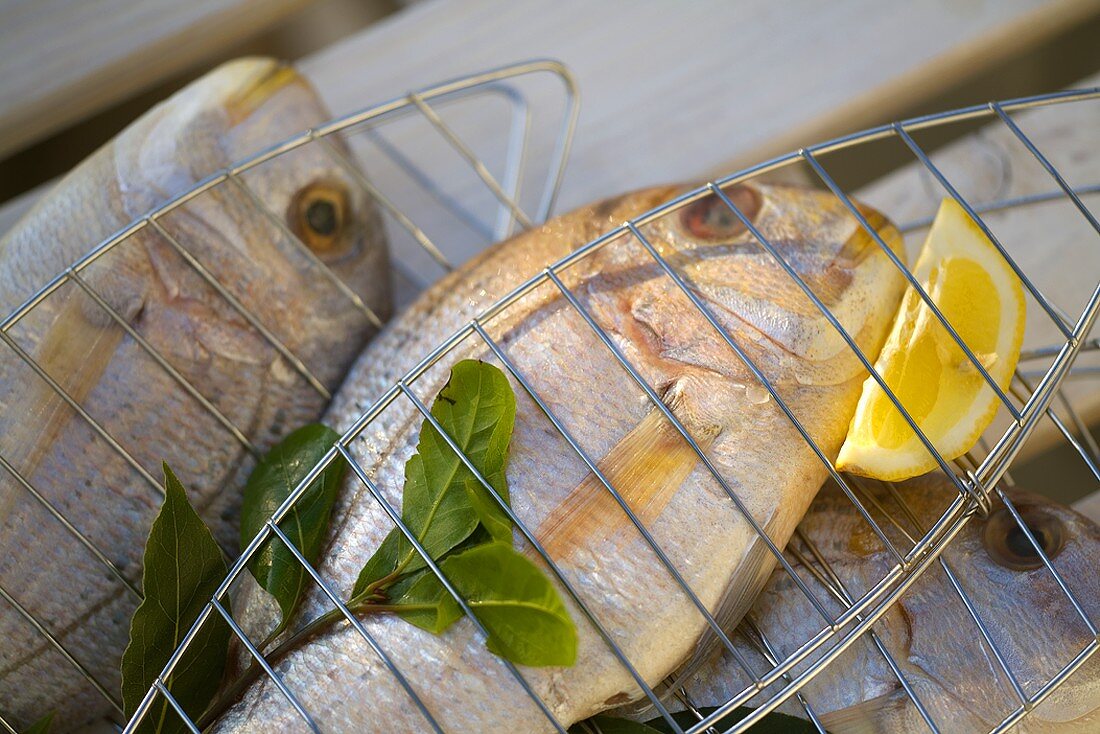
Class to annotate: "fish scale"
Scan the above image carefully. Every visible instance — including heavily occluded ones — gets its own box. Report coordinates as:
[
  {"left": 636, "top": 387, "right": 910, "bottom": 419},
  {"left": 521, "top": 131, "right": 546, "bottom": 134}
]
[
  {"left": 0, "top": 57, "right": 392, "bottom": 731},
  {"left": 682, "top": 476, "right": 1100, "bottom": 733},
  {"left": 215, "top": 182, "right": 908, "bottom": 732}
]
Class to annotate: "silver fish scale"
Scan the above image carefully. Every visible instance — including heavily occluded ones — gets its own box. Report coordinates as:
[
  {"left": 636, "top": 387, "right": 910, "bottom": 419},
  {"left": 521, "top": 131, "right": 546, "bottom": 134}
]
[{"left": 0, "top": 61, "right": 1097, "bottom": 734}]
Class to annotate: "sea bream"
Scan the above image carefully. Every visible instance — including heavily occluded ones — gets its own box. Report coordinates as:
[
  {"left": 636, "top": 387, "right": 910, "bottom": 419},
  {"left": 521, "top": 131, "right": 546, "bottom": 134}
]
[
  {"left": 213, "top": 182, "right": 908, "bottom": 732},
  {"left": 680, "top": 475, "right": 1100, "bottom": 733},
  {"left": 0, "top": 58, "right": 391, "bottom": 729}
]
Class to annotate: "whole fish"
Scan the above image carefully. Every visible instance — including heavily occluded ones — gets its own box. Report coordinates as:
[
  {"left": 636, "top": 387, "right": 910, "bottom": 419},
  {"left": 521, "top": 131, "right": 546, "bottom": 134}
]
[
  {"left": 0, "top": 58, "right": 391, "bottom": 729},
  {"left": 681, "top": 475, "right": 1100, "bottom": 733},
  {"left": 213, "top": 182, "right": 908, "bottom": 732}
]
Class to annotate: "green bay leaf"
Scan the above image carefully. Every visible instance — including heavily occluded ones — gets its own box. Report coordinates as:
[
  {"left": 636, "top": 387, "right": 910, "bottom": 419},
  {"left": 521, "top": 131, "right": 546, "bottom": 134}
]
[
  {"left": 352, "top": 528, "right": 402, "bottom": 599},
  {"left": 644, "top": 706, "right": 827, "bottom": 734},
  {"left": 240, "top": 424, "right": 344, "bottom": 633},
  {"left": 400, "top": 360, "right": 515, "bottom": 569},
  {"left": 355, "top": 360, "right": 515, "bottom": 594},
  {"left": 463, "top": 474, "right": 512, "bottom": 544},
  {"left": 391, "top": 569, "right": 462, "bottom": 633},
  {"left": 568, "top": 716, "right": 662, "bottom": 733},
  {"left": 438, "top": 541, "right": 576, "bottom": 667},
  {"left": 121, "top": 465, "right": 230, "bottom": 733},
  {"left": 20, "top": 711, "right": 56, "bottom": 734}
]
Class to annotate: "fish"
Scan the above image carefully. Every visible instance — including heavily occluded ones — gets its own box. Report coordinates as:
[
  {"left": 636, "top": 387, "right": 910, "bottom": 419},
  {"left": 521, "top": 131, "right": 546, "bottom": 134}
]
[
  {"left": 678, "top": 475, "right": 1100, "bottom": 733},
  {"left": 0, "top": 57, "right": 392, "bottom": 730},
  {"left": 210, "top": 180, "right": 909, "bottom": 733}
]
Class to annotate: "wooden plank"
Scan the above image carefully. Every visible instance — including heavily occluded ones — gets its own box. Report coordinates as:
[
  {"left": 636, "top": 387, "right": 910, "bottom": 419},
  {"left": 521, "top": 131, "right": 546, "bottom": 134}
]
[
  {"left": 4, "top": 0, "right": 1097, "bottom": 245},
  {"left": 0, "top": 0, "right": 311, "bottom": 158},
  {"left": 299, "top": 0, "right": 1097, "bottom": 212},
  {"left": 856, "top": 72, "right": 1100, "bottom": 468}
]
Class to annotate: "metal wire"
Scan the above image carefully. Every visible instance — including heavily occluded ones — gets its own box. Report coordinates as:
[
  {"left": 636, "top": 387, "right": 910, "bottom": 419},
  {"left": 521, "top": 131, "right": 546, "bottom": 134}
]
[
  {"left": 0, "top": 59, "right": 578, "bottom": 730},
  {"left": 66, "top": 267, "right": 259, "bottom": 456},
  {"left": 118, "top": 80, "right": 1100, "bottom": 734},
  {"left": 0, "top": 582, "right": 124, "bottom": 716},
  {"left": 212, "top": 598, "right": 320, "bottom": 733},
  {"left": 0, "top": 453, "right": 140, "bottom": 600},
  {"left": 474, "top": 321, "right": 757, "bottom": 676},
  {"left": 0, "top": 61, "right": 1095, "bottom": 734},
  {"left": 337, "top": 442, "right": 569, "bottom": 733},
  {"left": 266, "top": 510, "right": 445, "bottom": 733},
  {"left": 786, "top": 533, "right": 940, "bottom": 733},
  {"left": 686, "top": 308, "right": 1100, "bottom": 733}
]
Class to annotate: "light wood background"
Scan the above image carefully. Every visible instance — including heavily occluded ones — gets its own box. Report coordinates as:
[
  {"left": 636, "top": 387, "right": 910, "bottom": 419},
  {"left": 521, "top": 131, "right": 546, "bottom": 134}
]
[
  {"left": 0, "top": 0, "right": 399, "bottom": 201},
  {"left": 0, "top": 0, "right": 311, "bottom": 158},
  {"left": 5, "top": 0, "right": 1100, "bottom": 204}
]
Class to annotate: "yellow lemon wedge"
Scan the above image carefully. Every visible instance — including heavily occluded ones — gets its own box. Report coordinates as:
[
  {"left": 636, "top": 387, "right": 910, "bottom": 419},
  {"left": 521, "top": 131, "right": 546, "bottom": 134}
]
[{"left": 836, "top": 197, "right": 1026, "bottom": 480}]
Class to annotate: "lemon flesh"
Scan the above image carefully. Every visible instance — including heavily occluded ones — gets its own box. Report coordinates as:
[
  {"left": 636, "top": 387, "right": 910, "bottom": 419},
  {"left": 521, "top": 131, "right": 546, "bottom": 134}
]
[{"left": 836, "top": 197, "right": 1026, "bottom": 480}]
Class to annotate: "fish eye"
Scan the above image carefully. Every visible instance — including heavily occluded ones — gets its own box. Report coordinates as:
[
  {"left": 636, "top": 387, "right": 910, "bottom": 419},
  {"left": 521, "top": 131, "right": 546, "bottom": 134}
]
[
  {"left": 678, "top": 185, "right": 761, "bottom": 242},
  {"left": 982, "top": 504, "right": 1066, "bottom": 571},
  {"left": 287, "top": 179, "right": 351, "bottom": 257}
]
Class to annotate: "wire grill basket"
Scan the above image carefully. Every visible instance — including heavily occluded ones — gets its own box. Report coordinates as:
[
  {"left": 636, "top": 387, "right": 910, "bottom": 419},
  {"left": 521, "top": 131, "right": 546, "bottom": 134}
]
[{"left": 1, "top": 60, "right": 1098, "bottom": 734}]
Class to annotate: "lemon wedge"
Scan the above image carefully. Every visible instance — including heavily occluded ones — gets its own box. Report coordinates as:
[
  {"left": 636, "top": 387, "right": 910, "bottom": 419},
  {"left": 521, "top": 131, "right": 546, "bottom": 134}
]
[{"left": 835, "top": 197, "right": 1026, "bottom": 480}]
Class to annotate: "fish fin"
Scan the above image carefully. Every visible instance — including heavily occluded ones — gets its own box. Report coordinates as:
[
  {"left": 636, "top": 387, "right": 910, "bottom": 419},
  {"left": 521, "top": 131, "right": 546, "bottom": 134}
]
[
  {"left": 817, "top": 692, "right": 908, "bottom": 734},
  {"left": 536, "top": 384, "right": 719, "bottom": 561},
  {"left": 3, "top": 296, "right": 127, "bottom": 479},
  {"left": 659, "top": 515, "right": 779, "bottom": 695}
]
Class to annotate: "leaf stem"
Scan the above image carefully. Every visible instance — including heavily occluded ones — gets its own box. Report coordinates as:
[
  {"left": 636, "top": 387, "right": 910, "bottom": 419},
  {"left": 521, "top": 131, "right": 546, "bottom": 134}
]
[
  {"left": 360, "top": 568, "right": 403, "bottom": 598},
  {"left": 196, "top": 594, "right": 387, "bottom": 730},
  {"left": 254, "top": 622, "right": 287, "bottom": 656}
]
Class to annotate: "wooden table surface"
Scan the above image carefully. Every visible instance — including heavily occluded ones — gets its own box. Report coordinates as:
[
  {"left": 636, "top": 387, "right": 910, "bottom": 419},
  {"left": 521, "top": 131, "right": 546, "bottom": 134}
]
[
  {"left": 301, "top": 0, "right": 1096, "bottom": 210},
  {"left": 0, "top": 0, "right": 318, "bottom": 159}
]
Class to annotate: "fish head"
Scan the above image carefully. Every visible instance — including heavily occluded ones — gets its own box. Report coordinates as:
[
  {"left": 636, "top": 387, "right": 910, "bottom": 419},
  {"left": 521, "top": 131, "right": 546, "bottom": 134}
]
[
  {"left": 893, "top": 484, "right": 1100, "bottom": 729},
  {"left": 210, "top": 58, "right": 392, "bottom": 325},
  {"left": 618, "top": 182, "right": 907, "bottom": 399},
  {"left": 965, "top": 490, "right": 1100, "bottom": 726},
  {"left": 108, "top": 57, "right": 391, "bottom": 365}
]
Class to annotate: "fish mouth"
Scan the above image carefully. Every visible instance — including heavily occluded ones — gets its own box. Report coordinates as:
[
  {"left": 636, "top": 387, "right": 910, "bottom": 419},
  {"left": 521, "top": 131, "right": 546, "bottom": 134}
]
[{"left": 224, "top": 59, "right": 302, "bottom": 125}]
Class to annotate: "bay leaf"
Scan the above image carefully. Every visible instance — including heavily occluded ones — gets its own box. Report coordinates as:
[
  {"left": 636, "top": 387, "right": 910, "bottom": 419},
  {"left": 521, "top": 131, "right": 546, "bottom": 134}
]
[
  {"left": 120, "top": 465, "right": 230, "bottom": 733},
  {"left": 352, "top": 529, "right": 402, "bottom": 599},
  {"left": 21, "top": 711, "right": 55, "bottom": 734},
  {"left": 391, "top": 569, "right": 462, "bottom": 633},
  {"left": 354, "top": 360, "right": 515, "bottom": 593},
  {"left": 240, "top": 424, "right": 344, "bottom": 633},
  {"left": 436, "top": 542, "right": 576, "bottom": 666},
  {"left": 464, "top": 474, "right": 512, "bottom": 544},
  {"left": 400, "top": 359, "right": 515, "bottom": 568},
  {"left": 568, "top": 716, "right": 662, "bottom": 733},
  {"left": 645, "top": 706, "right": 828, "bottom": 733}
]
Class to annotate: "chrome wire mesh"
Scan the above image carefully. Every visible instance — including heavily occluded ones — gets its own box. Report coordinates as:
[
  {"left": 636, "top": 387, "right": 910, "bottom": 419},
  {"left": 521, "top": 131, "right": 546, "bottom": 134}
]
[
  {"left": 0, "top": 59, "right": 578, "bottom": 731},
  {"left": 1, "top": 61, "right": 1097, "bottom": 734}
]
